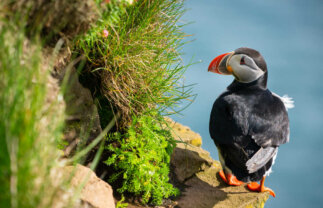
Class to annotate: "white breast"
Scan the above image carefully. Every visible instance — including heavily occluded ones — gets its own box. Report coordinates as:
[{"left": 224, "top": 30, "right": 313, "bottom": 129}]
[{"left": 264, "top": 150, "right": 278, "bottom": 177}]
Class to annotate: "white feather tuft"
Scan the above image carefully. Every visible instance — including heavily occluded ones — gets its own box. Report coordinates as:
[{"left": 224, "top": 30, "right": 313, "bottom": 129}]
[
  {"left": 272, "top": 93, "right": 294, "bottom": 111},
  {"left": 281, "top": 95, "right": 294, "bottom": 110}
]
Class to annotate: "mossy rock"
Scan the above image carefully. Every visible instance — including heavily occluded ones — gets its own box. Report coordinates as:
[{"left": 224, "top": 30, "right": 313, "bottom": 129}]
[{"left": 165, "top": 117, "right": 203, "bottom": 147}]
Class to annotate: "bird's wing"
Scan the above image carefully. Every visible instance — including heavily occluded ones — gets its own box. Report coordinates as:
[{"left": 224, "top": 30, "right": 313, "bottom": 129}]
[
  {"left": 246, "top": 146, "right": 278, "bottom": 173},
  {"left": 248, "top": 94, "right": 290, "bottom": 147},
  {"left": 209, "top": 92, "right": 249, "bottom": 145}
]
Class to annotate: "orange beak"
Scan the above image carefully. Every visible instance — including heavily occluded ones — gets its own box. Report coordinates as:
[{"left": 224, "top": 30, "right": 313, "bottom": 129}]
[{"left": 208, "top": 52, "right": 234, "bottom": 75}]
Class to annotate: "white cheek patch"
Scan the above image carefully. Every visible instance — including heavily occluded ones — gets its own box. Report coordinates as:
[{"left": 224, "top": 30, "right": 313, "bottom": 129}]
[{"left": 227, "top": 55, "right": 264, "bottom": 83}]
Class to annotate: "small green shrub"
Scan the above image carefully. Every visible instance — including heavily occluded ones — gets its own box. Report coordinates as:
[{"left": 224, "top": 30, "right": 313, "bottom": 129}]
[{"left": 105, "top": 113, "right": 179, "bottom": 205}]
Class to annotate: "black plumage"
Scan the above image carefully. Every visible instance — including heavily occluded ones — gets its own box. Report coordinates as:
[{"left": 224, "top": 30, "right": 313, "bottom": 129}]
[{"left": 209, "top": 48, "right": 290, "bottom": 182}]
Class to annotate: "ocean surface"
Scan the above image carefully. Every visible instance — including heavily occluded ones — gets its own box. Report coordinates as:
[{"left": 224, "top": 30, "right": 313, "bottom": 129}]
[{"left": 171, "top": 0, "right": 323, "bottom": 207}]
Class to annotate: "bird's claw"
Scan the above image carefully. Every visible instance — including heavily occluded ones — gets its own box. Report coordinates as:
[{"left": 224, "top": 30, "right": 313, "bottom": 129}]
[
  {"left": 247, "top": 182, "right": 276, "bottom": 197},
  {"left": 219, "top": 170, "right": 244, "bottom": 186}
]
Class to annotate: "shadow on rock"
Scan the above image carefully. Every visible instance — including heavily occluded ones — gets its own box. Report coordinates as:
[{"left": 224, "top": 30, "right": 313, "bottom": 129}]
[
  {"left": 170, "top": 147, "right": 228, "bottom": 208},
  {"left": 175, "top": 175, "right": 228, "bottom": 208}
]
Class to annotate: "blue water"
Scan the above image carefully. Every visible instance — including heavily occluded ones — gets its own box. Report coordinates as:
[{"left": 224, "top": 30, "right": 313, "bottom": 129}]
[{"left": 171, "top": 0, "right": 323, "bottom": 207}]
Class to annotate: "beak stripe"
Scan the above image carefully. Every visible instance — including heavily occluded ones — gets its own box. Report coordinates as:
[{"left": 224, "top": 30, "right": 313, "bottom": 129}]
[
  {"left": 225, "top": 52, "right": 235, "bottom": 68},
  {"left": 208, "top": 51, "right": 234, "bottom": 74},
  {"left": 227, "top": 65, "right": 233, "bottom": 73}
]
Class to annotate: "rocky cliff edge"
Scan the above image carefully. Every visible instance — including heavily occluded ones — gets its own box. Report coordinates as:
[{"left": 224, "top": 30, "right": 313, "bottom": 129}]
[{"left": 166, "top": 118, "right": 269, "bottom": 208}]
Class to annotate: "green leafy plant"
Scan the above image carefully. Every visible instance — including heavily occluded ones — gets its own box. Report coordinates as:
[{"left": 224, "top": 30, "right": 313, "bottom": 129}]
[
  {"left": 116, "top": 195, "right": 128, "bottom": 208},
  {"left": 105, "top": 113, "right": 179, "bottom": 205}
]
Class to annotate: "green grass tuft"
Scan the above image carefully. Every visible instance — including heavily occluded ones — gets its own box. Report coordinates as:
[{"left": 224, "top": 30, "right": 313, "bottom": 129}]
[
  {"left": 0, "top": 23, "right": 67, "bottom": 207},
  {"left": 75, "top": 0, "right": 193, "bottom": 125}
]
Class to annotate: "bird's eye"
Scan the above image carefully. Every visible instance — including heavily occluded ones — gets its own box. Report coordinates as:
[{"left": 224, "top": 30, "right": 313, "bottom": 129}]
[{"left": 240, "top": 57, "right": 246, "bottom": 65}]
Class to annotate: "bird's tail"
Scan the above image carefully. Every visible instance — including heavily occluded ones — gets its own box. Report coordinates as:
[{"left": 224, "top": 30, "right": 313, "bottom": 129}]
[{"left": 280, "top": 94, "right": 294, "bottom": 111}]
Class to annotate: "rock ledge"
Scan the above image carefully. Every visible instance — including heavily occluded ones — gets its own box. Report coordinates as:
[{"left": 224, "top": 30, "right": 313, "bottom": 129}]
[{"left": 168, "top": 118, "right": 269, "bottom": 208}]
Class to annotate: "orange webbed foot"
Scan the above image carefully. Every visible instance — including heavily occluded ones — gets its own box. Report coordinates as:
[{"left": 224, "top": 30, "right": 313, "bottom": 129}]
[
  {"left": 219, "top": 170, "right": 244, "bottom": 186},
  {"left": 247, "top": 177, "right": 276, "bottom": 197}
]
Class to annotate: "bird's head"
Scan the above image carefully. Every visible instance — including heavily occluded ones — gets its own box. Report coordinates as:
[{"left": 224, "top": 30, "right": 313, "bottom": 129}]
[{"left": 208, "top": 47, "right": 267, "bottom": 83}]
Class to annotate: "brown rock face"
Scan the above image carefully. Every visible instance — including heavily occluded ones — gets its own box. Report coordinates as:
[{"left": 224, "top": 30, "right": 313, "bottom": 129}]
[
  {"left": 61, "top": 66, "right": 102, "bottom": 157},
  {"left": 64, "top": 165, "right": 115, "bottom": 208},
  {"left": 42, "top": 46, "right": 102, "bottom": 158},
  {"left": 171, "top": 143, "right": 213, "bottom": 183}
]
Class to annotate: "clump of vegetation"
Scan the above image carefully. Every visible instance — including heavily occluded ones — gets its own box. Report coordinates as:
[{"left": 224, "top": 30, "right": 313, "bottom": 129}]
[
  {"left": 1, "top": 0, "right": 193, "bottom": 206},
  {"left": 75, "top": 0, "right": 192, "bottom": 125},
  {"left": 105, "top": 113, "right": 179, "bottom": 205},
  {"left": 0, "top": 23, "right": 67, "bottom": 207},
  {"left": 0, "top": 2, "right": 106, "bottom": 206},
  {"left": 73, "top": 0, "right": 192, "bottom": 205}
]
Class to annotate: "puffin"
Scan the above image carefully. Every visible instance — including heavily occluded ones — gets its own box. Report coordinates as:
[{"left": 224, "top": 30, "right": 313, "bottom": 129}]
[{"left": 208, "top": 47, "right": 293, "bottom": 197}]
